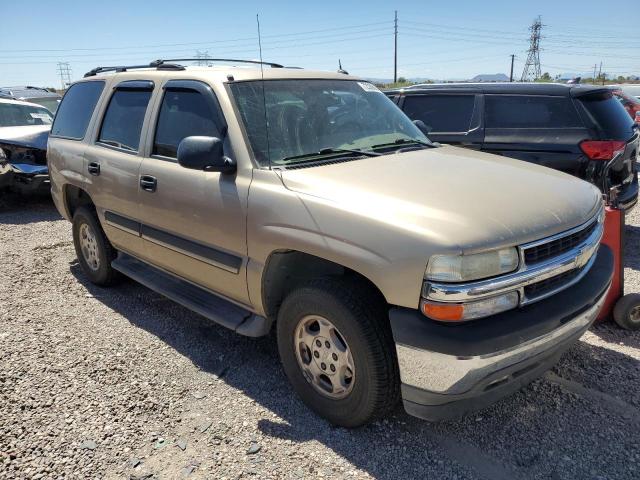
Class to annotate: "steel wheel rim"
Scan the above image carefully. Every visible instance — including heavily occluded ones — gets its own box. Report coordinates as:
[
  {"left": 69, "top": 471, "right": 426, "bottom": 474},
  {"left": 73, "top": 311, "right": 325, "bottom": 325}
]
[
  {"left": 630, "top": 305, "right": 640, "bottom": 323},
  {"left": 79, "top": 223, "right": 100, "bottom": 271},
  {"left": 293, "top": 315, "right": 355, "bottom": 399}
]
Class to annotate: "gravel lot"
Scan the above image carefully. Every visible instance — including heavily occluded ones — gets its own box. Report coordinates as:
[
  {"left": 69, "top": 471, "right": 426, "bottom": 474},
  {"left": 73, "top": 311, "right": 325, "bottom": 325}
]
[{"left": 1, "top": 192, "right": 639, "bottom": 480}]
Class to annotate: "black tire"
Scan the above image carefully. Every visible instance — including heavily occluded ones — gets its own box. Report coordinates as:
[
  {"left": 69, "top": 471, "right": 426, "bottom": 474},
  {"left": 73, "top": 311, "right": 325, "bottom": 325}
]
[
  {"left": 277, "top": 277, "right": 400, "bottom": 427},
  {"left": 72, "top": 206, "right": 120, "bottom": 286},
  {"left": 613, "top": 293, "right": 640, "bottom": 331}
]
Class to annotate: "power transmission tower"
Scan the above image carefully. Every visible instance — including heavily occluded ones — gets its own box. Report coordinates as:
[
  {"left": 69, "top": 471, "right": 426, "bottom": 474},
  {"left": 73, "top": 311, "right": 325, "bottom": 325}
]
[
  {"left": 520, "top": 16, "right": 543, "bottom": 82},
  {"left": 393, "top": 10, "right": 398, "bottom": 83},
  {"left": 56, "top": 62, "right": 72, "bottom": 90},
  {"left": 195, "top": 50, "right": 211, "bottom": 66}
]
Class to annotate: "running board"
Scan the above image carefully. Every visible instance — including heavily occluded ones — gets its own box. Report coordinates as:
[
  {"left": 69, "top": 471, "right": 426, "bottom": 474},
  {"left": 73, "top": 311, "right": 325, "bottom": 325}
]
[{"left": 111, "top": 253, "right": 272, "bottom": 337}]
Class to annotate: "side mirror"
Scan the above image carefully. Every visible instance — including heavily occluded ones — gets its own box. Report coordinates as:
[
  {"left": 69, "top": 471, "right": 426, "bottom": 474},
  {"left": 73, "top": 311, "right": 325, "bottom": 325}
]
[
  {"left": 177, "top": 136, "right": 236, "bottom": 173},
  {"left": 413, "top": 119, "right": 432, "bottom": 136}
]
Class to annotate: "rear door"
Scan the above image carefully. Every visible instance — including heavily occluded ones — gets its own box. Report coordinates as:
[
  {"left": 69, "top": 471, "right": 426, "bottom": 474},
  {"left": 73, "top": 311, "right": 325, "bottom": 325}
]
[
  {"left": 83, "top": 80, "right": 155, "bottom": 258},
  {"left": 398, "top": 90, "right": 483, "bottom": 147},
  {"left": 482, "top": 94, "right": 589, "bottom": 177}
]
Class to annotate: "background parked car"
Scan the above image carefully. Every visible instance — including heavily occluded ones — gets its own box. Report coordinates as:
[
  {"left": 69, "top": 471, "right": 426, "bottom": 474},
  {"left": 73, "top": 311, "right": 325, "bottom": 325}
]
[
  {"left": 613, "top": 84, "right": 640, "bottom": 100},
  {"left": 611, "top": 87, "right": 640, "bottom": 122},
  {"left": 387, "top": 83, "right": 639, "bottom": 210},
  {"left": 0, "top": 86, "right": 62, "bottom": 113},
  {"left": 0, "top": 98, "right": 52, "bottom": 193}
]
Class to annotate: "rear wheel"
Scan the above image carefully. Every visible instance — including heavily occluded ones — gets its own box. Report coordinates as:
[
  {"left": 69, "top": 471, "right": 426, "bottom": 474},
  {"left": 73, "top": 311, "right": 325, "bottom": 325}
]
[
  {"left": 72, "top": 206, "right": 119, "bottom": 286},
  {"left": 277, "top": 278, "right": 399, "bottom": 427}
]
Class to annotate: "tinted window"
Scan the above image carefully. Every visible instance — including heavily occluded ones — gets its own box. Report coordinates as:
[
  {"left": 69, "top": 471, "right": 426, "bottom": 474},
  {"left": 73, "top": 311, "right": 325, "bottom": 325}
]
[
  {"left": 51, "top": 81, "right": 104, "bottom": 139},
  {"left": 485, "top": 95, "right": 582, "bottom": 128},
  {"left": 0, "top": 103, "right": 53, "bottom": 127},
  {"left": 579, "top": 91, "right": 636, "bottom": 140},
  {"left": 98, "top": 89, "right": 152, "bottom": 152},
  {"left": 403, "top": 94, "right": 475, "bottom": 132},
  {"left": 153, "top": 90, "right": 222, "bottom": 158}
]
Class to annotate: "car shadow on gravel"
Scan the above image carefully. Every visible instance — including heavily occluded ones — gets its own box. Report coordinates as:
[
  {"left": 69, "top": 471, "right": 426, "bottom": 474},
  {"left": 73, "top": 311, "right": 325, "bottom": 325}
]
[
  {"left": 70, "top": 264, "right": 640, "bottom": 480},
  {"left": 0, "top": 191, "right": 59, "bottom": 224}
]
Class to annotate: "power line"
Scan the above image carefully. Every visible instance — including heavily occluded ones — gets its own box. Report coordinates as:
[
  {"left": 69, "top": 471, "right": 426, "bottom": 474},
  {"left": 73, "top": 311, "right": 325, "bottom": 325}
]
[{"left": 5, "top": 21, "right": 393, "bottom": 54}]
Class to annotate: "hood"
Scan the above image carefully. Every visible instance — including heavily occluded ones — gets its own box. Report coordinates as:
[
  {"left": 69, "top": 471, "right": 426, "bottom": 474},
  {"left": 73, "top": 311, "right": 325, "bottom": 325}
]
[
  {"left": 0, "top": 125, "right": 50, "bottom": 151},
  {"left": 279, "top": 145, "right": 602, "bottom": 253}
]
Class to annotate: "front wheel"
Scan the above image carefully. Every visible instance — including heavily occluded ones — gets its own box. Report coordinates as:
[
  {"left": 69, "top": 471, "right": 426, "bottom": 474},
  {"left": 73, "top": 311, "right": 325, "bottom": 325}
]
[{"left": 277, "top": 278, "right": 399, "bottom": 427}]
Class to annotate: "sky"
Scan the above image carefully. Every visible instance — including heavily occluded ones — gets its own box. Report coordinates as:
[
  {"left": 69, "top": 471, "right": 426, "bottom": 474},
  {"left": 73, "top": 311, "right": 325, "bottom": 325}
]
[{"left": 1, "top": 0, "right": 638, "bottom": 89}]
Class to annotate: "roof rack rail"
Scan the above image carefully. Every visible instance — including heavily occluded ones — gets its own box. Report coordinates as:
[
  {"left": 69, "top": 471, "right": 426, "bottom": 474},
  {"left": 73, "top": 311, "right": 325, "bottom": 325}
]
[
  {"left": 152, "top": 58, "right": 284, "bottom": 68},
  {"left": 84, "top": 58, "right": 284, "bottom": 77}
]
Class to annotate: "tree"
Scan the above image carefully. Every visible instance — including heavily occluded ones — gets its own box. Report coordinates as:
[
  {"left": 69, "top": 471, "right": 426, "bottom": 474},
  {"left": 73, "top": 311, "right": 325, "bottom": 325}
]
[{"left": 397, "top": 76, "right": 407, "bottom": 83}]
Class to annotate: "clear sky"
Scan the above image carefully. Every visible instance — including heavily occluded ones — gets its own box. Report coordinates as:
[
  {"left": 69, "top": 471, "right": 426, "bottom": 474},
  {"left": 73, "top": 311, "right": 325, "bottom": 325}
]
[{"left": 1, "top": 0, "right": 638, "bottom": 88}]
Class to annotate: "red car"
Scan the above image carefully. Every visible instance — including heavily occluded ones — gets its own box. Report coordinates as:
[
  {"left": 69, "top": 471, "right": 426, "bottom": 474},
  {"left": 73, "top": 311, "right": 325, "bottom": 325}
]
[{"left": 612, "top": 88, "right": 640, "bottom": 123}]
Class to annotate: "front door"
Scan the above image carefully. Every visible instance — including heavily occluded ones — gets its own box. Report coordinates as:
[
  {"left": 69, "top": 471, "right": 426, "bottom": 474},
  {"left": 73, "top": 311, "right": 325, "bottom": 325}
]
[{"left": 136, "top": 80, "right": 250, "bottom": 305}]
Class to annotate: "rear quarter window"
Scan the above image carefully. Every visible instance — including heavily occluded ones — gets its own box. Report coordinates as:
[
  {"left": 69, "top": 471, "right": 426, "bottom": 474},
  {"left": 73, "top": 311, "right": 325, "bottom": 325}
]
[
  {"left": 485, "top": 95, "right": 582, "bottom": 129},
  {"left": 578, "top": 91, "right": 636, "bottom": 140},
  {"left": 402, "top": 94, "right": 475, "bottom": 132},
  {"left": 51, "top": 81, "right": 105, "bottom": 140}
]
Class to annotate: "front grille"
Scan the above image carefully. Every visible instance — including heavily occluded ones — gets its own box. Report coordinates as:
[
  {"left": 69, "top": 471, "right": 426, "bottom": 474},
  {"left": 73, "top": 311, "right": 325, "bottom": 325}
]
[
  {"left": 524, "top": 268, "right": 582, "bottom": 299},
  {"left": 523, "top": 220, "right": 597, "bottom": 265}
]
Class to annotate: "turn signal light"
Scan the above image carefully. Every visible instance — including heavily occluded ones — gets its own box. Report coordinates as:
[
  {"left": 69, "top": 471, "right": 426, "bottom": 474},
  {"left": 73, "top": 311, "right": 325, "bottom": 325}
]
[
  {"left": 421, "top": 302, "right": 464, "bottom": 322},
  {"left": 579, "top": 140, "right": 626, "bottom": 161},
  {"left": 421, "top": 291, "right": 519, "bottom": 322}
]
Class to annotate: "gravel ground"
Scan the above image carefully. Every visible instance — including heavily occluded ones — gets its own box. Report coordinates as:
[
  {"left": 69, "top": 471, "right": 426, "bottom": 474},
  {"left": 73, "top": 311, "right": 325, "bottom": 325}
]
[{"left": 1, "top": 192, "right": 639, "bottom": 480}]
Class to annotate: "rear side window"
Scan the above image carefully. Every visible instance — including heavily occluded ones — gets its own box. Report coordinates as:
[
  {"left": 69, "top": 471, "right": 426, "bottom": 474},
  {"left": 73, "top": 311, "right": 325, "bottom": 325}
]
[
  {"left": 98, "top": 89, "right": 152, "bottom": 152},
  {"left": 578, "top": 91, "right": 635, "bottom": 140},
  {"left": 402, "top": 94, "right": 475, "bottom": 132},
  {"left": 485, "top": 95, "right": 582, "bottom": 128},
  {"left": 153, "top": 90, "right": 222, "bottom": 158},
  {"left": 51, "top": 81, "right": 104, "bottom": 139}
]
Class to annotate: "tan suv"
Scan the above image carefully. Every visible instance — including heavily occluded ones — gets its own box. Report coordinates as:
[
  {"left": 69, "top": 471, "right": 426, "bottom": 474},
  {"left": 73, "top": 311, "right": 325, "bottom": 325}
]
[{"left": 48, "top": 59, "right": 613, "bottom": 427}]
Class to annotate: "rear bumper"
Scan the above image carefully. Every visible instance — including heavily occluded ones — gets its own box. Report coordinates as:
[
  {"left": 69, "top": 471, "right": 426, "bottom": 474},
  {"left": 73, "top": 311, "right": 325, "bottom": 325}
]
[
  {"left": 389, "top": 244, "right": 613, "bottom": 421},
  {"left": 616, "top": 174, "right": 638, "bottom": 212}
]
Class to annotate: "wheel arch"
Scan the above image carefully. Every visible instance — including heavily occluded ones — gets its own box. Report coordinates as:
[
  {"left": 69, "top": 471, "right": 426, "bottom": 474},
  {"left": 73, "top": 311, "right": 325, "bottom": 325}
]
[
  {"left": 261, "top": 249, "right": 388, "bottom": 320},
  {"left": 63, "top": 184, "right": 95, "bottom": 218}
]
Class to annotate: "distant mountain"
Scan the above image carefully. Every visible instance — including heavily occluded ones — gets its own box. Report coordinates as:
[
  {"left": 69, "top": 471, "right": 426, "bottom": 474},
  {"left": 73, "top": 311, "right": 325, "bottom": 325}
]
[{"left": 471, "top": 73, "right": 510, "bottom": 82}]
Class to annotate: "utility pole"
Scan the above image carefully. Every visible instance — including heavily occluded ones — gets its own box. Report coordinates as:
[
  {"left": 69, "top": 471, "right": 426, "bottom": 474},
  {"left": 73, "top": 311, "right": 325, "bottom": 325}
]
[
  {"left": 56, "top": 62, "right": 72, "bottom": 90},
  {"left": 598, "top": 61, "right": 603, "bottom": 85},
  {"left": 509, "top": 54, "right": 515, "bottom": 82},
  {"left": 521, "top": 16, "right": 543, "bottom": 82},
  {"left": 393, "top": 10, "right": 398, "bottom": 83},
  {"left": 593, "top": 64, "right": 597, "bottom": 81}
]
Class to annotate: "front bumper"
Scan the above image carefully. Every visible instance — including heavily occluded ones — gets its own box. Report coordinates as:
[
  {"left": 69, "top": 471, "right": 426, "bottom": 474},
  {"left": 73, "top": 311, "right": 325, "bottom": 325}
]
[
  {"left": 0, "top": 163, "right": 50, "bottom": 194},
  {"left": 389, "top": 244, "right": 613, "bottom": 421}
]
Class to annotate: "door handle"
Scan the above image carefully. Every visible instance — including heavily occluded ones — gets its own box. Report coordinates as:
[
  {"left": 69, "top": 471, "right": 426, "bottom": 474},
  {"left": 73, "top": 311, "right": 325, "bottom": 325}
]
[
  {"left": 88, "top": 162, "right": 100, "bottom": 176},
  {"left": 140, "top": 175, "right": 157, "bottom": 192}
]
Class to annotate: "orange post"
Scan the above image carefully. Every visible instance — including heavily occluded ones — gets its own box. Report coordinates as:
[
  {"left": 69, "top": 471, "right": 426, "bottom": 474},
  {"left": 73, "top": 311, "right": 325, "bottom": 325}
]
[{"left": 596, "top": 206, "right": 625, "bottom": 322}]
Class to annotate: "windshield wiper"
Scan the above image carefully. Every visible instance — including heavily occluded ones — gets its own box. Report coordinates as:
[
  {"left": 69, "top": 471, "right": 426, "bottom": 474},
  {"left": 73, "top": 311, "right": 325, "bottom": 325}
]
[
  {"left": 280, "top": 147, "right": 380, "bottom": 163},
  {"left": 371, "top": 138, "right": 435, "bottom": 150}
]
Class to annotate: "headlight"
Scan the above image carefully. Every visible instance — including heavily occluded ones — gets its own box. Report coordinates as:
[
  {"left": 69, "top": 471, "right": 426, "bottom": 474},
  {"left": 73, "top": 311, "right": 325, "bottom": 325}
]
[{"left": 425, "top": 248, "right": 519, "bottom": 282}]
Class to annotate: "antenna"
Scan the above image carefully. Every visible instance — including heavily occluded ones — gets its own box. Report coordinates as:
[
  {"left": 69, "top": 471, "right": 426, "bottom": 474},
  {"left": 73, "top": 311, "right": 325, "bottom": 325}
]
[
  {"left": 338, "top": 59, "right": 348, "bottom": 75},
  {"left": 256, "top": 14, "right": 271, "bottom": 170}
]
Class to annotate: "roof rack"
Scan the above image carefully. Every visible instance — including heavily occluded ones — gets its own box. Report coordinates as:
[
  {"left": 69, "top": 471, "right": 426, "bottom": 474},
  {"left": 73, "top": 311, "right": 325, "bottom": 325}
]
[{"left": 84, "top": 58, "right": 284, "bottom": 77}]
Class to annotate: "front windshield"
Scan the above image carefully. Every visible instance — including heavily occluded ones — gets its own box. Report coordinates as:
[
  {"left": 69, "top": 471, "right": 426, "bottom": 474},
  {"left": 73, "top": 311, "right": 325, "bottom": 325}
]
[
  {"left": 230, "top": 79, "right": 429, "bottom": 166},
  {"left": 0, "top": 102, "right": 53, "bottom": 127}
]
